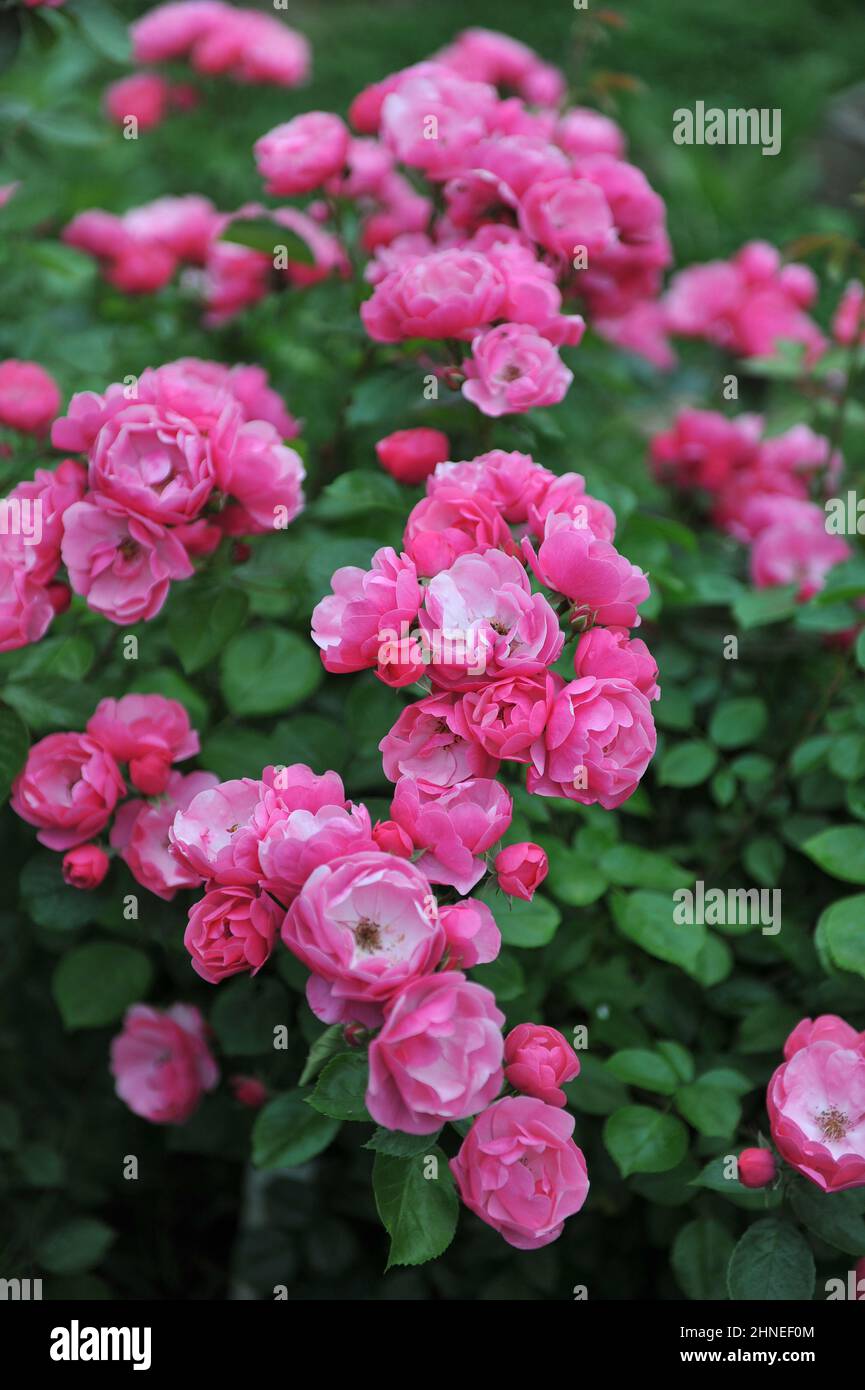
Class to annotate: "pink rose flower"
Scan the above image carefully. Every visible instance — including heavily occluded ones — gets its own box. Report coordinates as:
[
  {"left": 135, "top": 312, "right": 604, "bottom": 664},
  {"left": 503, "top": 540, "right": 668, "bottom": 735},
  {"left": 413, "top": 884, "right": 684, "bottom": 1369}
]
[
  {"left": 503, "top": 1023, "right": 580, "bottom": 1105},
  {"left": 784, "top": 1015, "right": 865, "bottom": 1061},
  {"left": 12, "top": 733, "right": 125, "bottom": 851},
  {"left": 87, "top": 403, "right": 216, "bottom": 525},
  {"left": 379, "top": 66, "right": 498, "bottom": 178},
  {"left": 437, "top": 28, "right": 565, "bottom": 105},
  {"left": 61, "top": 496, "right": 193, "bottom": 624},
  {"left": 87, "top": 694, "right": 199, "bottom": 776},
  {"left": 450, "top": 1095, "right": 590, "bottom": 1249},
  {"left": 376, "top": 427, "right": 450, "bottom": 486},
  {"left": 523, "top": 517, "right": 649, "bottom": 627},
  {"left": 573, "top": 627, "right": 660, "bottom": 701},
  {"left": 169, "top": 776, "right": 272, "bottom": 886},
  {"left": 428, "top": 449, "right": 554, "bottom": 525},
  {"left": 367, "top": 972, "right": 505, "bottom": 1134},
  {"left": 254, "top": 113, "right": 351, "bottom": 196},
  {"left": 418, "top": 549, "right": 563, "bottom": 691},
  {"left": 519, "top": 176, "right": 615, "bottom": 259},
  {"left": 380, "top": 691, "right": 499, "bottom": 789},
  {"left": 230, "top": 1075, "right": 268, "bottom": 1108},
  {"left": 528, "top": 471, "right": 617, "bottom": 542},
  {"left": 390, "top": 775, "right": 512, "bottom": 894},
  {"left": 0, "top": 559, "right": 54, "bottom": 652},
  {"left": 263, "top": 762, "right": 351, "bottom": 812},
  {"left": 312, "top": 545, "right": 422, "bottom": 680},
  {"left": 184, "top": 884, "right": 283, "bottom": 983},
  {"left": 104, "top": 73, "right": 170, "bottom": 131},
  {"left": 439, "top": 898, "right": 500, "bottom": 968},
  {"left": 258, "top": 802, "right": 375, "bottom": 904},
  {"left": 556, "top": 107, "right": 626, "bottom": 159},
  {"left": 62, "top": 844, "right": 110, "bottom": 891},
  {"left": 833, "top": 281, "right": 865, "bottom": 346},
  {"left": 455, "top": 671, "right": 558, "bottom": 764},
  {"left": 0, "top": 459, "right": 87, "bottom": 586},
  {"left": 110, "top": 1002, "right": 219, "bottom": 1126},
  {"left": 738, "top": 1148, "right": 777, "bottom": 1189},
  {"left": 462, "top": 323, "right": 575, "bottom": 417},
  {"left": 212, "top": 416, "right": 305, "bottom": 533},
  {"left": 403, "top": 488, "right": 517, "bottom": 578},
  {"left": 361, "top": 249, "right": 506, "bottom": 343},
  {"left": 111, "top": 770, "right": 219, "bottom": 900},
  {"left": 0, "top": 360, "right": 61, "bottom": 435},
  {"left": 650, "top": 408, "right": 763, "bottom": 495},
  {"left": 281, "top": 850, "right": 445, "bottom": 1028},
  {"left": 495, "top": 842, "right": 548, "bottom": 901},
  {"left": 528, "top": 676, "right": 657, "bottom": 810},
  {"left": 371, "top": 819, "right": 414, "bottom": 857},
  {"left": 768, "top": 1039, "right": 865, "bottom": 1192},
  {"left": 749, "top": 499, "right": 850, "bottom": 601}
]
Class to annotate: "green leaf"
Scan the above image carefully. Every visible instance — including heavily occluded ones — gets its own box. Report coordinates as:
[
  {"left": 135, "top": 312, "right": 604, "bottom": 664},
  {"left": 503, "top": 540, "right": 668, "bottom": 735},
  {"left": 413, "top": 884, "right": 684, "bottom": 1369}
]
[
  {"left": 307, "top": 1053, "right": 370, "bottom": 1122},
  {"left": 478, "top": 887, "right": 561, "bottom": 948},
  {"left": 219, "top": 218, "right": 315, "bottom": 263},
  {"left": 169, "top": 586, "right": 249, "bottom": 674},
  {"left": 51, "top": 943, "right": 153, "bottom": 1029},
  {"left": 372, "top": 1147, "right": 458, "bottom": 1270},
  {"left": 471, "top": 950, "right": 525, "bottom": 1001},
  {"left": 816, "top": 895, "right": 865, "bottom": 978},
  {"left": 252, "top": 1091, "right": 340, "bottom": 1169},
  {"left": 726, "top": 1219, "right": 815, "bottom": 1301},
  {"left": 563, "top": 1054, "right": 628, "bottom": 1115},
  {"left": 544, "top": 839, "right": 608, "bottom": 905},
  {"left": 611, "top": 889, "right": 705, "bottom": 973},
  {"left": 37, "top": 1218, "right": 115, "bottom": 1274},
  {"left": 73, "top": 0, "right": 131, "bottom": 62},
  {"left": 606, "top": 1048, "right": 680, "bottom": 1095},
  {"left": 364, "top": 1127, "right": 440, "bottom": 1158},
  {"left": 709, "top": 697, "right": 768, "bottom": 749},
  {"left": 675, "top": 1077, "right": 743, "bottom": 1139},
  {"left": 743, "top": 835, "right": 785, "bottom": 887},
  {"left": 220, "top": 626, "right": 322, "bottom": 716},
  {"left": 299, "top": 1025, "right": 347, "bottom": 1086},
  {"left": 0, "top": 703, "right": 28, "bottom": 803},
  {"left": 210, "top": 977, "right": 290, "bottom": 1056},
  {"left": 599, "top": 844, "right": 693, "bottom": 892},
  {"left": 789, "top": 1180, "right": 865, "bottom": 1257},
  {"left": 733, "top": 585, "right": 798, "bottom": 629},
  {"left": 657, "top": 740, "right": 718, "bottom": 788},
  {"left": 4, "top": 677, "right": 94, "bottom": 731},
  {"left": 656, "top": 1040, "right": 695, "bottom": 1084},
  {"left": 691, "top": 1157, "right": 782, "bottom": 1210},
  {"left": 21, "top": 852, "right": 107, "bottom": 931},
  {"left": 199, "top": 727, "right": 274, "bottom": 782},
  {"left": 803, "top": 826, "right": 865, "bottom": 883},
  {"left": 315, "top": 470, "right": 407, "bottom": 521},
  {"left": 604, "top": 1105, "right": 689, "bottom": 1177},
  {"left": 672, "top": 1218, "right": 735, "bottom": 1300},
  {"left": 0, "top": 1102, "right": 21, "bottom": 1151}
]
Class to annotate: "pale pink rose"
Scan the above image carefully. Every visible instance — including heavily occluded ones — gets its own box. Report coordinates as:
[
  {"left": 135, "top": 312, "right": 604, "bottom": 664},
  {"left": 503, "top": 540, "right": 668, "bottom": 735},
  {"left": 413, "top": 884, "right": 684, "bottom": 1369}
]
[
  {"left": 450, "top": 1095, "right": 590, "bottom": 1249},
  {"left": 428, "top": 449, "right": 554, "bottom": 525},
  {"left": 833, "top": 281, "right": 865, "bottom": 346},
  {"left": 573, "top": 627, "right": 659, "bottom": 701},
  {"left": 768, "top": 1040, "right": 865, "bottom": 1193},
  {"left": 419, "top": 548, "right": 563, "bottom": 691},
  {"left": 105, "top": 73, "right": 170, "bottom": 131},
  {"left": 518, "top": 176, "right": 615, "bottom": 260},
  {"left": 523, "top": 517, "right": 649, "bottom": 627},
  {"left": 738, "top": 1148, "right": 777, "bottom": 1189},
  {"left": 504, "top": 1023, "right": 580, "bottom": 1106},
  {"left": 650, "top": 408, "right": 764, "bottom": 494},
  {"left": 212, "top": 416, "right": 305, "bottom": 532},
  {"left": 528, "top": 675, "right": 657, "bottom": 810},
  {"left": 403, "top": 488, "right": 517, "bottom": 578},
  {"left": 367, "top": 972, "right": 505, "bottom": 1134},
  {"left": 361, "top": 249, "right": 505, "bottom": 343},
  {"left": 61, "top": 496, "right": 193, "bottom": 624},
  {"left": 0, "top": 360, "right": 61, "bottom": 435},
  {"left": 454, "top": 671, "right": 559, "bottom": 764},
  {"left": 749, "top": 499, "right": 850, "bottom": 601},
  {"left": 87, "top": 403, "right": 215, "bottom": 524},
  {"left": 439, "top": 898, "right": 500, "bottom": 968},
  {"left": 379, "top": 66, "right": 499, "bottom": 179},
  {"left": 376, "top": 428, "right": 450, "bottom": 486},
  {"left": 312, "top": 545, "right": 422, "bottom": 679},
  {"left": 184, "top": 884, "right": 283, "bottom": 983},
  {"left": 495, "top": 841, "right": 548, "bottom": 901},
  {"left": 62, "top": 844, "right": 110, "bottom": 891},
  {"left": 556, "top": 107, "right": 626, "bottom": 158},
  {"left": 380, "top": 691, "right": 500, "bottom": 789},
  {"left": 528, "top": 471, "right": 617, "bottom": 542},
  {"left": 390, "top": 775, "right": 512, "bottom": 894},
  {"left": 0, "top": 560, "right": 54, "bottom": 652},
  {"left": 281, "top": 850, "right": 445, "bottom": 1028},
  {"left": 462, "top": 323, "right": 575, "bottom": 417},
  {"left": 437, "top": 28, "right": 566, "bottom": 105},
  {"left": 0, "top": 458, "right": 86, "bottom": 586},
  {"left": 110, "top": 1002, "right": 219, "bottom": 1126},
  {"left": 169, "top": 776, "right": 271, "bottom": 886},
  {"left": 784, "top": 1015, "right": 865, "bottom": 1061},
  {"left": 12, "top": 733, "right": 125, "bottom": 851},
  {"left": 87, "top": 693, "right": 199, "bottom": 774},
  {"left": 255, "top": 113, "right": 350, "bottom": 195},
  {"left": 258, "top": 802, "right": 375, "bottom": 904},
  {"left": 110, "top": 770, "right": 220, "bottom": 900}
]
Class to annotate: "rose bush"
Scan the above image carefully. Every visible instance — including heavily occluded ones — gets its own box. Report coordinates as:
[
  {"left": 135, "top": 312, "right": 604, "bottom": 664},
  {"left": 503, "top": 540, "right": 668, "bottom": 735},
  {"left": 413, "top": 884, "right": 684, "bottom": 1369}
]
[{"left": 2, "top": 0, "right": 865, "bottom": 1303}]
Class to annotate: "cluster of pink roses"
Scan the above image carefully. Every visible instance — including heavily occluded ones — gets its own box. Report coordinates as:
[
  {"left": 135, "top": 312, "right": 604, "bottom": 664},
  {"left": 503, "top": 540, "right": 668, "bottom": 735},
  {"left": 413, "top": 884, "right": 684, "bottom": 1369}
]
[
  {"left": 10, "top": 692, "right": 217, "bottom": 899},
  {"left": 651, "top": 409, "right": 848, "bottom": 600},
  {"left": 104, "top": 72, "right": 198, "bottom": 134},
  {"left": 767, "top": 1014, "right": 865, "bottom": 1193},
  {"left": 130, "top": 1, "right": 310, "bottom": 90},
  {"left": 313, "top": 446, "right": 659, "bottom": 812}
]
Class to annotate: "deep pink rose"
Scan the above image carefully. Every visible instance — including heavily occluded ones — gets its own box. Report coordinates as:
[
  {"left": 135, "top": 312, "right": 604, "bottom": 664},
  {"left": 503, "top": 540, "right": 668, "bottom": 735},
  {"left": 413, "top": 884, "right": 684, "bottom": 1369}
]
[
  {"left": 104, "top": 73, "right": 170, "bottom": 131},
  {"left": 212, "top": 416, "right": 305, "bottom": 533},
  {"left": 504, "top": 1023, "right": 580, "bottom": 1105},
  {"left": 258, "top": 802, "right": 375, "bottom": 903},
  {"left": 87, "top": 693, "right": 198, "bottom": 771},
  {"left": 573, "top": 627, "right": 660, "bottom": 701},
  {"left": 403, "top": 488, "right": 517, "bottom": 578},
  {"left": 783, "top": 1015, "right": 865, "bottom": 1061},
  {"left": 110, "top": 1002, "right": 219, "bottom": 1125},
  {"left": 61, "top": 496, "right": 193, "bottom": 624},
  {"left": 229, "top": 1075, "right": 268, "bottom": 1108},
  {"left": 263, "top": 762, "right": 350, "bottom": 813},
  {"left": 768, "top": 1040, "right": 865, "bottom": 1193},
  {"left": 169, "top": 776, "right": 272, "bottom": 886},
  {"left": 650, "top": 408, "right": 763, "bottom": 495},
  {"left": 0, "top": 459, "right": 87, "bottom": 586},
  {"left": 0, "top": 359, "right": 61, "bottom": 435},
  {"left": 439, "top": 898, "right": 501, "bottom": 969},
  {"left": 437, "top": 28, "right": 565, "bottom": 105},
  {"left": 450, "top": 1095, "right": 590, "bottom": 1249},
  {"left": 519, "top": 176, "right": 615, "bottom": 259},
  {"left": 556, "top": 107, "right": 626, "bottom": 159},
  {"left": 371, "top": 819, "right": 414, "bottom": 858},
  {"left": 455, "top": 671, "right": 558, "bottom": 764},
  {"left": 528, "top": 471, "right": 617, "bottom": 543},
  {"left": 62, "top": 844, "right": 110, "bottom": 891},
  {"left": 88, "top": 403, "right": 216, "bottom": 524},
  {"left": 184, "top": 884, "right": 283, "bottom": 983},
  {"left": 495, "top": 842, "right": 548, "bottom": 901},
  {"left": 255, "top": 113, "right": 351, "bottom": 196},
  {"left": 312, "top": 545, "right": 422, "bottom": 680},
  {"left": 12, "top": 733, "right": 125, "bottom": 851},
  {"left": 111, "top": 770, "right": 219, "bottom": 900},
  {"left": 427, "top": 450, "right": 554, "bottom": 525},
  {"left": 833, "top": 281, "right": 865, "bottom": 346},
  {"left": 462, "top": 323, "right": 575, "bottom": 417},
  {"left": 379, "top": 66, "right": 498, "bottom": 178},
  {"left": 281, "top": 850, "right": 444, "bottom": 1028},
  {"left": 528, "top": 676, "right": 656, "bottom": 810},
  {"left": 738, "top": 1148, "right": 777, "bottom": 1189},
  {"left": 367, "top": 972, "right": 505, "bottom": 1134},
  {"left": 380, "top": 691, "right": 499, "bottom": 789},
  {"left": 524, "top": 517, "right": 649, "bottom": 628},
  {"left": 361, "top": 249, "right": 505, "bottom": 343},
  {"left": 390, "top": 775, "right": 512, "bottom": 894},
  {"left": 0, "top": 560, "right": 54, "bottom": 652},
  {"left": 376, "top": 428, "right": 450, "bottom": 485},
  {"left": 749, "top": 499, "right": 850, "bottom": 601}
]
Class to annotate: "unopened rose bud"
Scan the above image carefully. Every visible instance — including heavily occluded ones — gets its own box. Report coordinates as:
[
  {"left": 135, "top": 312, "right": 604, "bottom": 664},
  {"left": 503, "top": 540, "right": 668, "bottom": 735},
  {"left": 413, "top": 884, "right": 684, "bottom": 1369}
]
[
  {"left": 372, "top": 819, "right": 414, "bottom": 858},
  {"left": 229, "top": 1075, "right": 268, "bottom": 1109},
  {"left": 62, "top": 844, "right": 110, "bottom": 891},
  {"left": 231, "top": 541, "right": 252, "bottom": 564},
  {"left": 47, "top": 581, "right": 72, "bottom": 616},
  {"left": 738, "top": 1147, "right": 777, "bottom": 1188},
  {"left": 375, "top": 427, "right": 450, "bottom": 486},
  {"left": 495, "top": 842, "right": 549, "bottom": 901},
  {"left": 129, "top": 752, "right": 172, "bottom": 796}
]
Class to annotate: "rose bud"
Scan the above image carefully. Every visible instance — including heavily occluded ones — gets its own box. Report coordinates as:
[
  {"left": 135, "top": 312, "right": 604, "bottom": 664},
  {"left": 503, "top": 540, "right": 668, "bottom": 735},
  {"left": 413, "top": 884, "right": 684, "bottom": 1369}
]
[
  {"left": 62, "top": 843, "right": 110, "bottom": 891},
  {"left": 372, "top": 818, "right": 414, "bottom": 858},
  {"left": 229, "top": 1075, "right": 268, "bottom": 1109},
  {"left": 375, "top": 427, "right": 450, "bottom": 486},
  {"left": 129, "top": 751, "right": 172, "bottom": 797},
  {"left": 504, "top": 1023, "right": 580, "bottom": 1106},
  {"left": 47, "top": 581, "right": 72, "bottom": 616},
  {"left": 495, "top": 842, "right": 548, "bottom": 901},
  {"left": 738, "top": 1147, "right": 777, "bottom": 1189}
]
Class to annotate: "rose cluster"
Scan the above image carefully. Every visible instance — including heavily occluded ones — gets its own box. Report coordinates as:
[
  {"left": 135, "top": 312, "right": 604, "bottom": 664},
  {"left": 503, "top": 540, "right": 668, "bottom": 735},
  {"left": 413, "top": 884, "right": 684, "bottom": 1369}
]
[
  {"left": 766, "top": 1014, "right": 865, "bottom": 1193},
  {"left": 650, "top": 409, "right": 848, "bottom": 600},
  {"left": 10, "top": 692, "right": 219, "bottom": 900},
  {"left": 313, "top": 446, "right": 659, "bottom": 812},
  {"left": 130, "top": 1, "right": 310, "bottom": 90}
]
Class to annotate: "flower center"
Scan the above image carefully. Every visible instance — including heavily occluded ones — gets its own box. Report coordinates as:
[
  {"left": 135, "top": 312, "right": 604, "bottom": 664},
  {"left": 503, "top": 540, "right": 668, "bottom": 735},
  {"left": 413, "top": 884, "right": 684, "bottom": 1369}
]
[
  {"left": 490, "top": 619, "right": 509, "bottom": 635},
  {"left": 119, "top": 537, "right": 140, "bottom": 560},
  {"left": 354, "top": 918, "right": 382, "bottom": 953},
  {"left": 817, "top": 1106, "right": 849, "bottom": 1143}
]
